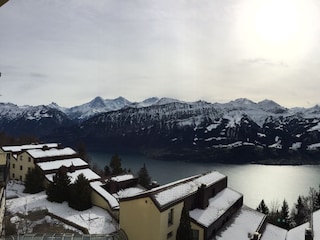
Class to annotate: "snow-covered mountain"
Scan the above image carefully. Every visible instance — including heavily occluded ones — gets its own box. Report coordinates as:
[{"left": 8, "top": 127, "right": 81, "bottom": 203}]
[{"left": 2, "top": 97, "right": 320, "bottom": 163}]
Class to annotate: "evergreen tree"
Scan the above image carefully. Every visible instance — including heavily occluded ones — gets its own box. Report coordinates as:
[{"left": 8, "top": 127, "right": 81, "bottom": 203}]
[
  {"left": 68, "top": 174, "right": 92, "bottom": 211},
  {"left": 104, "top": 165, "right": 111, "bottom": 176},
  {"left": 137, "top": 163, "right": 151, "bottom": 189},
  {"left": 279, "top": 199, "right": 290, "bottom": 229},
  {"left": 46, "top": 168, "right": 71, "bottom": 203},
  {"left": 292, "top": 196, "right": 308, "bottom": 226},
  {"left": 24, "top": 167, "right": 45, "bottom": 194},
  {"left": 110, "top": 154, "right": 123, "bottom": 175},
  {"left": 176, "top": 205, "right": 192, "bottom": 240},
  {"left": 256, "top": 199, "right": 269, "bottom": 214}
]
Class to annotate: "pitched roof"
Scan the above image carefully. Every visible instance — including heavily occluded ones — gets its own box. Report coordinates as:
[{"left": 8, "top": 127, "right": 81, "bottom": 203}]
[
  {"left": 152, "top": 171, "right": 226, "bottom": 208},
  {"left": 120, "top": 171, "right": 226, "bottom": 210},
  {"left": 37, "top": 158, "right": 88, "bottom": 171},
  {"left": 2, "top": 143, "right": 59, "bottom": 153},
  {"left": 214, "top": 205, "right": 266, "bottom": 240},
  {"left": 190, "top": 188, "right": 242, "bottom": 227},
  {"left": 261, "top": 224, "right": 287, "bottom": 240},
  {"left": 27, "top": 147, "right": 76, "bottom": 159},
  {"left": 286, "top": 209, "right": 320, "bottom": 240},
  {"left": 45, "top": 168, "right": 100, "bottom": 184},
  {"left": 90, "top": 181, "right": 119, "bottom": 210}
]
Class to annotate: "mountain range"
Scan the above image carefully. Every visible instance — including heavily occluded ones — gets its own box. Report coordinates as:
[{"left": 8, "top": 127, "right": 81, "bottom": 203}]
[{"left": 1, "top": 96, "right": 320, "bottom": 164}]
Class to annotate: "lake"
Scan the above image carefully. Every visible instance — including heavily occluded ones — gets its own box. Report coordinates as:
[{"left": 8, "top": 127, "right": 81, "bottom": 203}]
[{"left": 88, "top": 151, "right": 320, "bottom": 210}]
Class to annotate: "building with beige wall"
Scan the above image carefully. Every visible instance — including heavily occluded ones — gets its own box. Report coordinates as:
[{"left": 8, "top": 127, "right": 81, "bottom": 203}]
[
  {"left": 0, "top": 143, "right": 59, "bottom": 181},
  {"left": 119, "top": 171, "right": 243, "bottom": 240},
  {"left": 119, "top": 171, "right": 269, "bottom": 240}
]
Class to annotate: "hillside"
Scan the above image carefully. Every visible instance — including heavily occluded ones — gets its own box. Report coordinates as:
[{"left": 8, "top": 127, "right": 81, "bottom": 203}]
[{"left": 1, "top": 97, "right": 320, "bottom": 164}]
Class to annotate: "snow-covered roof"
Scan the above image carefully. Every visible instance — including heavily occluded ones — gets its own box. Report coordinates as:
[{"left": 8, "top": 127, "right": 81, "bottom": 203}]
[
  {"left": 287, "top": 209, "right": 320, "bottom": 240},
  {"left": 37, "top": 158, "right": 88, "bottom": 171},
  {"left": 114, "top": 187, "right": 145, "bottom": 199},
  {"left": 90, "top": 181, "right": 119, "bottom": 210},
  {"left": 27, "top": 147, "right": 77, "bottom": 159},
  {"left": 111, "top": 174, "right": 135, "bottom": 182},
  {"left": 260, "top": 223, "right": 287, "bottom": 240},
  {"left": 213, "top": 205, "right": 266, "bottom": 240},
  {"left": 152, "top": 171, "right": 225, "bottom": 207},
  {"left": 190, "top": 188, "right": 242, "bottom": 227},
  {"left": 45, "top": 168, "right": 100, "bottom": 184},
  {"left": 2, "top": 143, "right": 59, "bottom": 153}
]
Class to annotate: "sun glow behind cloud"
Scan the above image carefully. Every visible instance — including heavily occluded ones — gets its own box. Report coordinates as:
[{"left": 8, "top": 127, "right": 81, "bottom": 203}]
[{"left": 235, "top": 0, "right": 320, "bottom": 62}]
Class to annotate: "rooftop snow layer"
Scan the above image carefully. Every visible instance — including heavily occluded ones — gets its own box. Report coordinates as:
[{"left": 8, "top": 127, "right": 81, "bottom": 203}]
[
  {"left": 214, "top": 205, "right": 266, "bottom": 240},
  {"left": 46, "top": 168, "right": 100, "bottom": 183},
  {"left": 37, "top": 158, "right": 88, "bottom": 171},
  {"left": 286, "top": 209, "right": 320, "bottom": 240},
  {"left": 189, "top": 188, "right": 242, "bottom": 227},
  {"left": 261, "top": 223, "right": 287, "bottom": 240},
  {"left": 111, "top": 174, "right": 135, "bottom": 182},
  {"left": 27, "top": 147, "right": 76, "bottom": 158},
  {"left": 114, "top": 187, "right": 145, "bottom": 199},
  {"left": 153, "top": 171, "right": 225, "bottom": 207},
  {"left": 90, "top": 181, "right": 119, "bottom": 209},
  {"left": 2, "top": 143, "right": 59, "bottom": 153}
]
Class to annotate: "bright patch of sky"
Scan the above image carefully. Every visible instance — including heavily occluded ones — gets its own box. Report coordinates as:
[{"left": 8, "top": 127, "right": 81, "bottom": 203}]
[{"left": 1, "top": 0, "right": 320, "bottom": 108}]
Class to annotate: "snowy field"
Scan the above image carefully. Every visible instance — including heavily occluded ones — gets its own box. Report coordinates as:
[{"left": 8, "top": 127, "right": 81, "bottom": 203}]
[{"left": 6, "top": 181, "right": 118, "bottom": 234}]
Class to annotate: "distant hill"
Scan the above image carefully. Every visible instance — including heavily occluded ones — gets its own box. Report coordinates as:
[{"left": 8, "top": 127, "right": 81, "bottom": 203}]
[{"left": 2, "top": 97, "right": 320, "bottom": 164}]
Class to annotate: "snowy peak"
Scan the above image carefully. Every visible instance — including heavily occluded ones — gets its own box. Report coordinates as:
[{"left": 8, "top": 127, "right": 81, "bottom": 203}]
[
  {"left": 257, "top": 99, "right": 287, "bottom": 113},
  {"left": 89, "top": 96, "right": 107, "bottom": 108},
  {"left": 66, "top": 96, "right": 132, "bottom": 121},
  {"left": 155, "top": 97, "right": 180, "bottom": 105},
  {"left": 229, "top": 98, "right": 256, "bottom": 106}
]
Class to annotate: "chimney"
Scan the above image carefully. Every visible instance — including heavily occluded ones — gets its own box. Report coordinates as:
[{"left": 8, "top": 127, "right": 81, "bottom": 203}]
[
  {"left": 248, "top": 232, "right": 261, "bottom": 240},
  {"left": 305, "top": 228, "right": 313, "bottom": 240},
  {"left": 197, "top": 184, "right": 209, "bottom": 209}
]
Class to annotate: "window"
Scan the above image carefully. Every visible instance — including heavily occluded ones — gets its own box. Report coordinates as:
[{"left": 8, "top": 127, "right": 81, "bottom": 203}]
[
  {"left": 28, "top": 157, "right": 31, "bottom": 162},
  {"left": 19, "top": 176, "right": 22, "bottom": 181},
  {"left": 192, "top": 230, "right": 199, "bottom": 240},
  {"left": 12, "top": 173, "right": 15, "bottom": 178},
  {"left": 20, "top": 166, "right": 23, "bottom": 171},
  {"left": 12, "top": 163, "right": 15, "bottom": 169},
  {"left": 168, "top": 208, "right": 173, "bottom": 226},
  {"left": 28, "top": 167, "right": 31, "bottom": 173},
  {"left": 20, "top": 156, "right": 22, "bottom": 160},
  {"left": 167, "top": 231, "right": 173, "bottom": 239}
]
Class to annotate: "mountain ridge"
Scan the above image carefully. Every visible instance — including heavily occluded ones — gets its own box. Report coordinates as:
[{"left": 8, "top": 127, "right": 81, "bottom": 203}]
[{"left": 1, "top": 96, "right": 320, "bottom": 164}]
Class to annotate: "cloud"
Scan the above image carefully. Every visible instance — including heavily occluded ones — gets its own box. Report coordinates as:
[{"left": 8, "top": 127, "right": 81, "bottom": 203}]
[{"left": 240, "top": 58, "right": 289, "bottom": 68}]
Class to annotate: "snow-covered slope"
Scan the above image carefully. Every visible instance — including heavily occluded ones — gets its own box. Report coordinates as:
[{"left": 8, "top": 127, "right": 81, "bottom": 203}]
[
  {"left": 64, "top": 96, "right": 131, "bottom": 121},
  {"left": 2, "top": 97, "right": 320, "bottom": 163},
  {"left": 0, "top": 103, "right": 72, "bottom": 137}
]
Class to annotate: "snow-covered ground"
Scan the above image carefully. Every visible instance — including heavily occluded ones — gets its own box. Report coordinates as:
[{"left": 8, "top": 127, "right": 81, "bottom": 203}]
[{"left": 5, "top": 181, "right": 118, "bottom": 234}]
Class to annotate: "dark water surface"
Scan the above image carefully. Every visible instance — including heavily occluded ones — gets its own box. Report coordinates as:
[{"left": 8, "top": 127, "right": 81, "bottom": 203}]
[{"left": 88, "top": 151, "right": 320, "bottom": 209}]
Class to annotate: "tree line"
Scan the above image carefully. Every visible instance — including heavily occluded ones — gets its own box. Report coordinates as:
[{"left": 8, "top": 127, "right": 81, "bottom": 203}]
[{"left": 256, "top": 186, "right": 320, "bottom": 229}]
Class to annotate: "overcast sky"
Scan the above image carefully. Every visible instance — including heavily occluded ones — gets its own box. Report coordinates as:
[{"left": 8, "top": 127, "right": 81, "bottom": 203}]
[{"left": 1, "top": 0, "right": 320, "bottom": 108}]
